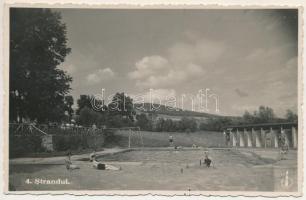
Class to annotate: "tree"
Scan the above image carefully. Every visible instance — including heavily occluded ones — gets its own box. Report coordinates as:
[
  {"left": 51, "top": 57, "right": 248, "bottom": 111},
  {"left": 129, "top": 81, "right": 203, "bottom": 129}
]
[
  {"left": 10, "top": 8, "right": 71, "bottom": 123},
  {"left": 136, "top": 113, "right": 151, "bottom": 131},
  {"left": 106, "top": 114, "right": 134, "bottom": 128},
  {"left": 75, "top": 93, "right": 134, "bottom": 128},
  {"left": 155, "top": 118, "right": 165, "bottom": 132},
  {"left": 180, "top": 117, "right": 198, "bottom": 132},
  {"left": 199, "top": 117, "right": 233, "bottom": 131},
  {"left": 254, "top": 106, "right": 275, "bottom": 123},
  {"left": 163, "top": 119, "right": 174, "bottom": 132},
  {"left": 108, "top": 93, "right": 135, "bottom": 122},
  {"left": 199, "top": 122, "right": 207, "bottom": 131},
  {"left": 285, "top": 109, "right": 298, "bottom": 122},
  {"left": 242, "top": 110, "right": 255, "bottom": 124},
  {"left": 78, "top": 107, "right": 99, "bottom": 126},
  {"left": 76, "top": 95, "right": 92, "bottom": 115},
  {"left": 242, "top": 106, "right": 276, "bottom": 124},
  {"left": 64, "top": 95, "right": 74, "bottom": 121}
]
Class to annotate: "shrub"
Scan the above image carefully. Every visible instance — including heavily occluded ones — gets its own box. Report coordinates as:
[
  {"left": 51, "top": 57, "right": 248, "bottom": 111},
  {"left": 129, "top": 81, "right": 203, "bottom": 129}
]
[{"left": 9, "top": 135, "right": 44, "bottom": 158}]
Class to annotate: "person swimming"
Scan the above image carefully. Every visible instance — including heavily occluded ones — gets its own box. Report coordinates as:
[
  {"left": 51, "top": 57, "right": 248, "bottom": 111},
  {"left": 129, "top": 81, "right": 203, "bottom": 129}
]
[
  {"left": 204, "top": 155, "right": 212, "bottom": 167},
  {"left": 203, "top": 151, "right": 214, "bottom": 168}
]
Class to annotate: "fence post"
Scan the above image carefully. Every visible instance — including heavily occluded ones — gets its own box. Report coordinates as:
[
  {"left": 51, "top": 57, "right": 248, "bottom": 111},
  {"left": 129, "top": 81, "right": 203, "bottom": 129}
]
[
  {"left": 128, "top": 129, "right": 131, "bottom": 148},
  {"left": 292, "top": 126, "right": 297, "bottom": 149}
]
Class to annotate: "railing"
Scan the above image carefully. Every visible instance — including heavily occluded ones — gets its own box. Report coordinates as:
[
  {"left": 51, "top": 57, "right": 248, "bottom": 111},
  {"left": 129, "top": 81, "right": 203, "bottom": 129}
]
[
  {"left": 9, "top": 123, "right": 141, "bottom": 136},
  {"left": 9, "top": 123, "right": 104, "bottom": 136},
  {"left": 223, "top": 122, "right": 298, "bottom": 149},
  {"left": 224, "top": 122, "right": 297, "bottom": 131}
]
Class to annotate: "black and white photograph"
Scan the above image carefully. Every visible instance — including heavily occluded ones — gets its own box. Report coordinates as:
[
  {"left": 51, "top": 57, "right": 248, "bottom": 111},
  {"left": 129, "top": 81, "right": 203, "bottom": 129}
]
[{"left": 4, "top": 5, "right": 302, "bottom": 195}]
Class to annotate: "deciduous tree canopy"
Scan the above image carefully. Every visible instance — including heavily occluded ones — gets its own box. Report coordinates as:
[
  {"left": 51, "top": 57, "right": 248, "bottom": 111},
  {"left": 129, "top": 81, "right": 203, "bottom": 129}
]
[{"left": 10, "top": 8, "right": 72, "bottom": 123}]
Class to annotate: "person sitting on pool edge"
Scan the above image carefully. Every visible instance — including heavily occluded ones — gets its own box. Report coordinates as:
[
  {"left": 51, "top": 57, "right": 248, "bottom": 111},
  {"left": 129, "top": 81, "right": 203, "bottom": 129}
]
[
  {"left": 64, "top": 151, "right": 80, "bottom": 171},
  {"left": 89, "top": 149, "right": 96, "bottom": 162}
]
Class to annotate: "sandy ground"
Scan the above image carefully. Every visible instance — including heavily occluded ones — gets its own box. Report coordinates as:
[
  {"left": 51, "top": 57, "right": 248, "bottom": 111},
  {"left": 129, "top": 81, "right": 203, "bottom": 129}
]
[{"left": 9, "top": 148, "right": 297, "bottom": 191}]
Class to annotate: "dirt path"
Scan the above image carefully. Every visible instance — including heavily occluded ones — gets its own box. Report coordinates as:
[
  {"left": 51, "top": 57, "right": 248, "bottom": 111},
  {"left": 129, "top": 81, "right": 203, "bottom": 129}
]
[{"left": 9, "top": 148, "right": 129, "bottom": 165}]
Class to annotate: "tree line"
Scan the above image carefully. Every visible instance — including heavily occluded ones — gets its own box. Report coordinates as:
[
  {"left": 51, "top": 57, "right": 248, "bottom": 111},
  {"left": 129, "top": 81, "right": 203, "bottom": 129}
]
[
  {"left": 199, "top": 106, "right": 297, "bottom": 131},
  {"left": 75, "top": 93, "right": 135, "bottom": 128},
  {"left": 75, "top": 93, "right": 297, "bottom": 132}
]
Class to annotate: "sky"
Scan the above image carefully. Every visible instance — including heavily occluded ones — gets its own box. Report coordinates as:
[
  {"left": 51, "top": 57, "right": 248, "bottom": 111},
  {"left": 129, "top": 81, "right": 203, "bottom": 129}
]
[{"left": 56, "top": 9, "right": 298, "bottom": 117}]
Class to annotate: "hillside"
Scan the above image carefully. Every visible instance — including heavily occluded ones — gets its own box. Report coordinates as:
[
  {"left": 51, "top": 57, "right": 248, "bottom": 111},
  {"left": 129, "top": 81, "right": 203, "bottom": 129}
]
[{"left": 134, "top": 103, "right": 239, "bottom": 122}]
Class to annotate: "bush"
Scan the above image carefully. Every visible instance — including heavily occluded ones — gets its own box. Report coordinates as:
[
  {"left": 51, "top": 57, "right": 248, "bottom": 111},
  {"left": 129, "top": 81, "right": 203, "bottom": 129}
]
[
  {"left": 9, "top": 135, "right": 44, "bottom": 158},
  {"left": 153, "top": 117, "right": 198, "bottom": 132},
  {"left": 53, "top": 135, "right": 105, "bottom": 151},
  {"left": 53, "top": 135, "right": 86, "bottom": 151},
  {"left": 199, "top": 117, "right": 233, "bottom": 131}
]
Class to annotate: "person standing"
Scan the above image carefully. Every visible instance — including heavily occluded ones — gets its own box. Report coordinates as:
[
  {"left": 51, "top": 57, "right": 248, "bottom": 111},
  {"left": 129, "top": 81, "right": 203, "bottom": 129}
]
[
  {"left": 89, "top": 149, "right": 96, "bottom": 162},
  {"left": 169, "top": 135, "right": 174, "bottom": 147}
]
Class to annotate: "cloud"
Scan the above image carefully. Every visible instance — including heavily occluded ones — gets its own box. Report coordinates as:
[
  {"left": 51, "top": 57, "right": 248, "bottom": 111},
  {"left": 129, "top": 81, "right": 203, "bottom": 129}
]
[
  {"left": 58, "top": 63, "right": 77, "bottom": 74},
  {"left": 235, "top": 88, "right": 249, "bottom": 97},
  {"left": 137, "top": 62, "right": 205, "bottom": 88},
  {"left": 168, "top": 38, "right": 226, "bottom": 65},
  {"left": 60, "top": 10, "right": 297, "bottom": 117},
  {"left": 128, "top": 56, "right": 169, "bottom": 79},
  {"left": 60, "top": 64, "right": 76, "bottom": 74},
  {"left": 128, "top": 38, "right": 224, "bottom": 89},
  {"left": 86, "top": 68, "right": 115, "bottom": 84}
]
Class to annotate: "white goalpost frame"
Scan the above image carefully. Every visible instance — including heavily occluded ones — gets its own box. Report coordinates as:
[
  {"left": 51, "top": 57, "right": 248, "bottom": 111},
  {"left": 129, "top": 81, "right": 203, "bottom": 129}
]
[{"left": 127, "top": 127, "right": 143, "bottom": 149}]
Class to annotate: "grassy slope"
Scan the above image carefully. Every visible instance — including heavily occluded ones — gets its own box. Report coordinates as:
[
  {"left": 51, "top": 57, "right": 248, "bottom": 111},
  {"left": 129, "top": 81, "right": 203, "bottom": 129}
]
[
  {"left": 104, "top": 130, "right": 225, "bottom": 148},
  {"left": 134, "top": 103, "right": 242, "bottom": 123}
]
